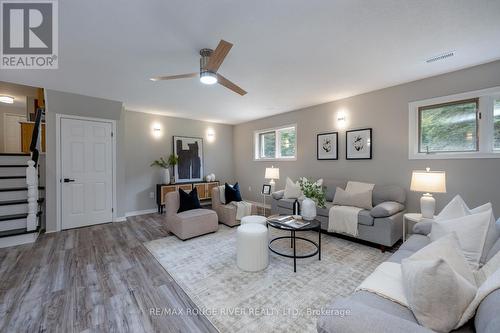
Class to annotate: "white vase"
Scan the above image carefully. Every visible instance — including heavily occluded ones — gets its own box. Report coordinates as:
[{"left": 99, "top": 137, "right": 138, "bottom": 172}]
[
  {"left": 301, "top": 198, "right": 317, "bottom": 221},
  {"left": 162, "top": 168, "right": 170, "bottom": 184}
]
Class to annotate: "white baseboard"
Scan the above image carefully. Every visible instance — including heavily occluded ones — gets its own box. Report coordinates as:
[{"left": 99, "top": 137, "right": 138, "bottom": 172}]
[
  {"left": 0, "top": 232, "right": 38, "bottom": 249},
  {"left": 125, "top": 209, "right": 158, "bottom": 217},
  {"left": 113, "top": 216, "right": 127, "bottom": 222}
]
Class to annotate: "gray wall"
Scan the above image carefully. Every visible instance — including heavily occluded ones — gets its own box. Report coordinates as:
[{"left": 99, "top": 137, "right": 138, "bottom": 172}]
[
  {"left": 233, "top": 60, "right": 500, "bottom": 216},
  {"left": 45, "top": 89, "right": 125, "bottom": 232},
  {"left": 123, "top": 110, "right": 234, "bottom": 213}
]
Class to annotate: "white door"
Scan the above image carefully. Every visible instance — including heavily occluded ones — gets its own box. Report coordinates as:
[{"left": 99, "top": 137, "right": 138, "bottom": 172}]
[
  {"left": 4, "top": 114, "right": 26, "bottom": 152},
  {"left": 61, "top": 118, "right": 113, "bottom": 229}
]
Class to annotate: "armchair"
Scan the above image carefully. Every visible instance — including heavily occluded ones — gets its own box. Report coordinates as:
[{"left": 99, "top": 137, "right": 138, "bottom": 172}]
[{"left": 212, "top": 187, "right": 258, "bottom": 227}]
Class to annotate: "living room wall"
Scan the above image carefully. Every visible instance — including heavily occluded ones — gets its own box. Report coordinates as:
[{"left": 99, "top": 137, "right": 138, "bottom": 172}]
[
  {"left": 123, "top": 110, "right": 234, "bottom": 214},
  {"left": 233, "top": 60, "right": 500, "bottom": 216}
]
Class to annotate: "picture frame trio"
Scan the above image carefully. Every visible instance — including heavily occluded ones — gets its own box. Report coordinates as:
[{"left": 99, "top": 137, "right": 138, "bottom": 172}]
[{"left": 317, "top": 128, "right": 372, "bottom": 160}]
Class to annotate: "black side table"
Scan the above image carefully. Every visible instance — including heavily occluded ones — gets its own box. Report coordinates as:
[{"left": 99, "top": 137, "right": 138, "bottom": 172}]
[{"left": 267, "top": 218, "right": 321, "bottom": 272}]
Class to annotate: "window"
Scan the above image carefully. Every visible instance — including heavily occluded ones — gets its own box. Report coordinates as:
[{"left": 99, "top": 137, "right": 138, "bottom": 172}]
[
  {"left": 418, "top": 98, "right": 478, "bottom": 153},
  {"left": 409, "top": 87, "right": 500, "bottom": 159},
  {"left": 254, "top": 125, "right": 297, "bottom": 160}
]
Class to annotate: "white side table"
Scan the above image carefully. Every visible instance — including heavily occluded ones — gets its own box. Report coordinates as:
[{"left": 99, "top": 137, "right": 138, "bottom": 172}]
[{"left": 403, "top": 213, "right": 423, "bottom": 242}]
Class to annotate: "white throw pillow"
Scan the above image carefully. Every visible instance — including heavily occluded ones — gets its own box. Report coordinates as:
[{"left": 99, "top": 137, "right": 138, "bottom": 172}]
[
  {"left": 345, "top": 181, "right": 375, "bottom": 194},
  {"left": 284, "top": 177, "right": 302, "bottom": 199},
  {"left": 406, "top": 232, "right": 475, "bottom": 285},
  {"left": 434, "top": 195, "right": 469, "bottom": 221},
  {"left": 470, "top": 203, "right": 499, "bottom": 264},
  {"left": 401, "top": 258, "right": 477, "bottom": 333},
  {"left": 431, "top": 209, "right": 492, "bottom": 269},
  {"left": 333, "top": 187, "right": 373, "bottom": 210}
]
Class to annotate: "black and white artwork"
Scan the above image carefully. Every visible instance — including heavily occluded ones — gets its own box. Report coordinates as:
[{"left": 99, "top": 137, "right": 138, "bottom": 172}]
[
  {"left": 346, "top": 128, "right": 372, "bottom": 160},
  {"left": 262, "top": 184, "right": 271, "bottom": 195},
  {"left": 317, "top": 132, "right": 338, "bottom": 160},
  {"left": 173, "top": 136, "right": 204, "bottom": 182}
]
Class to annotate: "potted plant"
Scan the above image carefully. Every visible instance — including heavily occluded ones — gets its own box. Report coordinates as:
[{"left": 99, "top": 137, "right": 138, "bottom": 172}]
[
  {"left": 298, "top": 177, "right": 326, "bottom": 220},
  {"left": 151, "top": 154, "right": 178, "bottom": 184},
  {"left": 167, "top": 154, "right": 178, "bottom": 183}
]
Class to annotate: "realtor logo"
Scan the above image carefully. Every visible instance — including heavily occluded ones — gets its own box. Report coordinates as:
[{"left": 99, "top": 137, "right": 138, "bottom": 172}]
[{"left": 1, "top": 0, "right": 58, "bottom": 69}]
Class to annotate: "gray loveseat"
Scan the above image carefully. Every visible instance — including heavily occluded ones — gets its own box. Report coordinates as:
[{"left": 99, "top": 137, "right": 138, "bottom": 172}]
[
  {"left": 271, "top": 179, "right": 406, "bottom": 249},
  {"left": 317, "top": 219, "right": 500, "bottom": 333}
]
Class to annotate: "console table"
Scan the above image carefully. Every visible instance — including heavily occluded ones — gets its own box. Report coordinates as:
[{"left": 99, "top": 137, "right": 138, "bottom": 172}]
[{"left": 156, "top": 181, "right": 219, "bottom": 214}]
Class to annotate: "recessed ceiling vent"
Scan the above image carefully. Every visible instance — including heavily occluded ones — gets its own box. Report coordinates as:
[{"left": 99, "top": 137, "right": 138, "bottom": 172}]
[{"left": 425, "top": 51, "right": 455, "bottom": 63}]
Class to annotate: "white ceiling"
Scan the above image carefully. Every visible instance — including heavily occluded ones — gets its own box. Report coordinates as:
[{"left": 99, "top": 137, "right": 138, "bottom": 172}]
[{"left": 1, "top": 0, "right": 500, "bottom": 124}]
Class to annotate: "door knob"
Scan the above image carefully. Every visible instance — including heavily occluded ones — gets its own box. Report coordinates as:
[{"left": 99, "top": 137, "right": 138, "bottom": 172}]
[{"left": 63, "top": 178, "right": 75, "bottom": 183}]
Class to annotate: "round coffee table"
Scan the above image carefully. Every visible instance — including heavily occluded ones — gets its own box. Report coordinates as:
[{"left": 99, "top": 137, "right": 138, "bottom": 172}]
[{"left": 267, "top": 216, "right": 321, "bottom": 272}]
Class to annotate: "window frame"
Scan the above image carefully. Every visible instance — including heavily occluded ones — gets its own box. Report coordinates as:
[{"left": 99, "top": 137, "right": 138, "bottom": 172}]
[
  {"left": 254, "top": 124, "right": 297, "bottom": 161},
  {"left": 409, "top": 86, "right": 500, "bottom": 159},
  {"left": 417, "top": 98, "right": 479, "bottom": 154}
]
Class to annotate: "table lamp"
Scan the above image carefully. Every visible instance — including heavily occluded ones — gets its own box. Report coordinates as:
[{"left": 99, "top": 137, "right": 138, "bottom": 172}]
[
  {"left": 410, "top": 168, "right": 446, "bottom": 218},
  {"left": 265, "top": 167, "right": 280, "bottom": 192}
]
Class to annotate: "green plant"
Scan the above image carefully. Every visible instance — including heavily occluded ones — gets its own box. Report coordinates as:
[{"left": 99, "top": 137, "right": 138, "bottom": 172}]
[
  {"left": 298, "top": 177, "right": 326, "bottom": 208},
  {"left": 167, "top": 154, "right": 178, "bottom": 167},
  {"left": 151, "top": 154, "right": 179, "bottom": 170},
  {"left": 150, "top": 156, "right": 170, "bottom": 169}
]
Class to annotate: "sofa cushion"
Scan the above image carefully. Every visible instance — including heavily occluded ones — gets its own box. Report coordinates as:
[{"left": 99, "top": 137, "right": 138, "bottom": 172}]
[
  {"left": 373, "top": 185, "right": 406, "bottom": 206},
  {"left": 333, "top": 187, "right": 373, "bottom": 210},
  {"left": 177, "top": 208, "right": 216, "bottom": 220},
  {"left": 316, "top": 202, "right": 333, "bottom": 217},
  {"left": 371, "top": 201, "right": 405, "bottom": 218},
  {"left": 323, "top": 179, "right": 347, "bottom": 202},
  {"left": 387, "top": 249, "right": 415, "bottom": 264},
  {"left": 351, "top": 290, "right": 417, "bottom": 323},
  {"left": 399, "top": 234, "right": 431, "bottom": 253},
  {"left": 475, "top": 289, "right": 500, "bottom": 333},
  {"left": 358, "top": 210, "right": 374, "bottom": 226},
  {"left": 277, "top": 198, "right": 296, "bottom": 210}
]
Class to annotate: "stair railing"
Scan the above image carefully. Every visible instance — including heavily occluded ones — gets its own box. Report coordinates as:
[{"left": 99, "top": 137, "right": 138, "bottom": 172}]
[{"left": 26, "top": 108, "right": 44, "bottom": 231}]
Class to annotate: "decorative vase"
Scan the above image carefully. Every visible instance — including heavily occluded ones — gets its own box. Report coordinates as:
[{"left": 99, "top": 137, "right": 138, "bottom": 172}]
[
  {"left": 162, "top": 168, "right": 170, "bottom": 184},
  {"left": 301, "top": 198, "right": 316, "bottom": 221}
]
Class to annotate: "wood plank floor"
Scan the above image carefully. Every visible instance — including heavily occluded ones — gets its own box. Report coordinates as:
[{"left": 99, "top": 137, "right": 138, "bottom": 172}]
[{"left": 0, "top": 214, "right": 218, "bottom": 333}]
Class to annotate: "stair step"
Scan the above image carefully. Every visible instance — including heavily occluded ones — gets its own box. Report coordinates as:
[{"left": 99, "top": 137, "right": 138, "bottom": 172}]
[
  {"left": 0, "top": 153, "right": 30, "bottom": 156},
  {"left": 0, "top": 227, "right": 39, "bottom": 238},
  {"left": 0, "top": 165, "right": 26, "bottom": 168},
  {"left": 0, "top": 199, "right": 44, "bottom": 206},
  {"left": 0, "top": 211, "right": 42, "bottom": 222},
  {"left": 0, "top": 176, "right": 26, "bottom": 179},
  {"left": 0, "top": 186, "right": 45, "bottom": 192}
]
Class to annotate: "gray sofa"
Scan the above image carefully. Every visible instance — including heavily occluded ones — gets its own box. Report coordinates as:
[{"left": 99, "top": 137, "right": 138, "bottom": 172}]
[
  {"left": 317, "top": 219, "right": 500, "bottom": 333},
  {"left": 271, "top": 179, "right": 406, "bottom": 248}
]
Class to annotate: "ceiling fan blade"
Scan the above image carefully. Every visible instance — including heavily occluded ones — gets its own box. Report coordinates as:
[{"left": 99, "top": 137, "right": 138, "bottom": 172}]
[
  {"left": 216, "top": 74, "right": 247, "bottom": 96},
  {"left": 150, "top": 73, "right": 198, "bottom": 81},
  {"left": 205, "top": 40, "right": 233, "bottom": 72}
]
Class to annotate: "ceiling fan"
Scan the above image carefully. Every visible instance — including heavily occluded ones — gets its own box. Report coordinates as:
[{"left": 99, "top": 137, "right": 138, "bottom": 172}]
[{"left": 150, "top": 40, "right": 247, "bottom": 96}]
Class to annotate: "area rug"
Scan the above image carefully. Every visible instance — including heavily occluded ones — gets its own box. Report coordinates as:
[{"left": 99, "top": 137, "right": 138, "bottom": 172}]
[{"left": 144, "top": 225, "right": 390, "bottom": 333}]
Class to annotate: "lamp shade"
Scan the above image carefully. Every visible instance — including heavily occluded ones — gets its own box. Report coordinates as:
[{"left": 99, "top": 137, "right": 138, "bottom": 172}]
[
  {"left": 410, "top": 170, "right": 446, "bottom": 193},
  {"left": 265, "top": 167, "right": 280, "bottom": 180}
]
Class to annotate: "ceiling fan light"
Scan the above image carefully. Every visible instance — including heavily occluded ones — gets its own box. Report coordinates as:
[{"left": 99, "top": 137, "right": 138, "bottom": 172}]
[
  {"left": 200, "top": 71, "right": 217, "bottom": 85},
  {"left": 0, "top": 96, "right": 14, "bottom": 104}
]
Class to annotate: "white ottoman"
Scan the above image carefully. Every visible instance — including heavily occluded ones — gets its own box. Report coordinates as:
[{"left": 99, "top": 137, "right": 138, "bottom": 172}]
[
  {"left": 241, "top": 215, "right": 267, "bottom": 226},
  {"left": 236, "top": 223, "right": 269, "bottom": 272}
]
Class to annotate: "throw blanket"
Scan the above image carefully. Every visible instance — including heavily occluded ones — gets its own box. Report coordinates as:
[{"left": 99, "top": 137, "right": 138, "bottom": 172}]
[
  {"left": 356, "top": 262, "right": 409, "bottom": 307},
  {"left": 230, "top": 201, "right": 253, "bottom": 221},
  {"left": 328, "top": 205, "right": 362, "bottom": 237}
]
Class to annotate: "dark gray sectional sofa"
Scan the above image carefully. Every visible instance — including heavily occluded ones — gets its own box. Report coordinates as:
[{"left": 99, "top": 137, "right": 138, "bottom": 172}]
[{"left": 271, "top": 179, "right": 406, "bottom": 248}]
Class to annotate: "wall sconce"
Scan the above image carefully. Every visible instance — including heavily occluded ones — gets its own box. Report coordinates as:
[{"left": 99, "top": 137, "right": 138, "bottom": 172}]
[
  {"left": 337, "top": 110, "right": 347, "bottom": 129},
  {"left": 0, "top": 95, "right": 14, "bottom": 104},
  {"left": 206, "top": 128, "right": 215, "bottom": 142},
  {"left": 152, "top": 122, "right": 163, "bottom": 139}
]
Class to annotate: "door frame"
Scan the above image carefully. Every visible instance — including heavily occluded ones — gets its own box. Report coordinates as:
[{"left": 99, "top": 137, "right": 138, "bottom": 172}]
[
  {"left": 55, "top": 114, "right": 117, "bottom": 231},
  {"left": 3, "top": 113, "right": 27, "bottom": 152}
]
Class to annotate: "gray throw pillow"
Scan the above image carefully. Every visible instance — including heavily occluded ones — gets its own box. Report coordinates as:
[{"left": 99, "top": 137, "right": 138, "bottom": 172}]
[
  {"left": 370, "top": 201, "right": 405, "bottom": 218},
  {"left": 402, "top": 258, "right": 476, "bottom": 333},
  {"left": 333, "top": 187, "right": 373, "bottom": 210},
  {"left": 412, "top": 220, "right": 433, "bottom": 236}
]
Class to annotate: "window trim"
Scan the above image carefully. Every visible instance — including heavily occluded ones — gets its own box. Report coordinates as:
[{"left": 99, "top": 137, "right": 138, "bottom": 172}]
[
  {"left": 409, "top": 86, "right": 500, "bottom": 160},
  {"left": 417, "top": 98, "right": 479, "bottom": 154},
  {"left": 254, "top": 124, "right": 297, "bottom": 161}
]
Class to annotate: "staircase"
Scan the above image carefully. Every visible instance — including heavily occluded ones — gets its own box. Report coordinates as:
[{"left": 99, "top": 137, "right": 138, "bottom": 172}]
[{"left": 0, "top": 109, "right": 45, "bottom": 248}]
